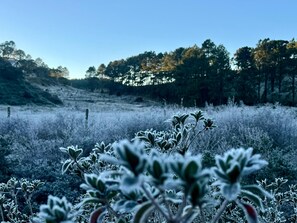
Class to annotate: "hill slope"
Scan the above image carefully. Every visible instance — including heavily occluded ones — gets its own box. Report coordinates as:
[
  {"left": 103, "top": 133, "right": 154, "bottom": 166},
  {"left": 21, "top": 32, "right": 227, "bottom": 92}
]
[{"left": 0, "top": 58, "right": 62, "bottom": 105}]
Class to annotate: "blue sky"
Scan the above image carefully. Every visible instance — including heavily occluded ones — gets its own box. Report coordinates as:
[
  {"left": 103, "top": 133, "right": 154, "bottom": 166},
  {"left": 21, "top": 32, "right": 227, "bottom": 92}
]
[{"left": 0, "top": 0, "right": 296, "bottom": 78}]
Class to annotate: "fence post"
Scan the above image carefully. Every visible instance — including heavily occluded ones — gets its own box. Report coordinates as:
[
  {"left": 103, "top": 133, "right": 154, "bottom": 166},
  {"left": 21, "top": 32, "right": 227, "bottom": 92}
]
[
  {"left": 85, "top": 108, "right": 89, "bottom": 128},
  {"left": 7, "top": 107, "right": 10, "bottom": 118}
]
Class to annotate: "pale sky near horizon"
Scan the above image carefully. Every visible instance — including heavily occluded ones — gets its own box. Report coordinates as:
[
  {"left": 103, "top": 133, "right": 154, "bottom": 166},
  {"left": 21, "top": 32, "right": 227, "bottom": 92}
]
[{"left": 0, "top": 0, "right": 296, "bottom": 79}]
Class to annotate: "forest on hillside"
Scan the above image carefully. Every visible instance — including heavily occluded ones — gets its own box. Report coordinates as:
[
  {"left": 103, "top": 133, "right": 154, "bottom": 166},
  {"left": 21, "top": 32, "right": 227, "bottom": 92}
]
[
  {"left": 1, "top": 39, "right": 297, "bottom": 106},
  {"left": 85, "top": 39, "right": 297, "bottom": 106}
]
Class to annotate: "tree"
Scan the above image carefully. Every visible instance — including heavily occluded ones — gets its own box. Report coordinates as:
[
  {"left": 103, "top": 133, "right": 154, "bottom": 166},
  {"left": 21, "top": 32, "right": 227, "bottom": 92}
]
[
  {"left": 0, "top": 41, "right": 16, "bottom": 58},
  {"left": 201, "top": 40, "right": 231, "bottom": 104},
  {"left": 13, "top": 49, "right": 26, "bottom": 60},
  {"left": 35, "top": 57, "right": 48, "bottom": 68},
  {"left": 97, "top": 64, "right": 106, "bottom": 78},
  {"left": 85, "top": 66, "right": 97, "bottom": 78},
  {"left": 212, "top": 44, "right": 231, "bottom": 104},
  {"left": 234, "top": 47, "right": 257, "bottom": 104},
  {"left": 254, "top": 39, "right": 271, "bottom": 102},
  {"left": 19, "top": 59, "right": 37, "bottom": 74},
  {"left": 254, "top": 39, "right": 290, "bottom": 103},
  {"left": 287, "top": 40, "right": 297, "bottom": 105},
  {"left": 50, "top": 66, "right": 69, "bottom": 78}
]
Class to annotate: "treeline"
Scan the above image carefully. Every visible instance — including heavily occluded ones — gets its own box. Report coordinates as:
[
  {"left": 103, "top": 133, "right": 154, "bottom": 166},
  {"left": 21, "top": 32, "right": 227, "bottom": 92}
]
[
  {"left": 2, "top": 39, "right": 297, "bottom": 107},
  {"left": 0, "top": 40, "right": 69, "bottom": 81},
  {"left": 86, "top": 39, "right": 297, "bottom": 106},
  {"left": 0, "top": 41, "right": 66, "bottom": 105}
]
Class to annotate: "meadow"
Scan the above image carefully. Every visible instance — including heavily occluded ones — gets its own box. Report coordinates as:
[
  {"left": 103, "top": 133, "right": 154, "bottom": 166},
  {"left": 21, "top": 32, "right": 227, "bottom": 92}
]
[{"left": 1, "top": 102, "right": 297, "bottom": 222}]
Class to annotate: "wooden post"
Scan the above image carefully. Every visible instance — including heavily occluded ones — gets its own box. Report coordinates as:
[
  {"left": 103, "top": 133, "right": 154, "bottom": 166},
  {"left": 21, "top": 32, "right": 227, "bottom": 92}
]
[
  {"left": 85, "top": 108, "right": 89, "bottom": 128},
  {"left": 7, "top": 107, "right": 10, "bottom": 118}
]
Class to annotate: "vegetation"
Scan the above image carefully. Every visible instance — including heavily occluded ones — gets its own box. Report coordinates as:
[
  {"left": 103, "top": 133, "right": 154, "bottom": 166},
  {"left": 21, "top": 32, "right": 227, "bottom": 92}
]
[
  {"left": 1, "top": 39, "right": 297, "bottom": 107},
  {"left": 1, "top": 104, "right": 297, "bottom": 222},
  {"left": 83, "top": 38, "right": 297, "bottom": 107},
  {"left": 1, "top": 37, "right": 297, "bottom": 222},
  {"left": 0, "top": 41, "right": 67, "bottom": 105},
  {"left": 37, "top": 115, "right": 269, "bottom": 223}
]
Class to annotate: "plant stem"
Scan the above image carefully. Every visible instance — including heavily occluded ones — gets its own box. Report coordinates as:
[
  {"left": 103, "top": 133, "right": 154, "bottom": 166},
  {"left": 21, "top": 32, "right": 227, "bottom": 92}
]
[
  {"left": 211, "top": 199, "right": 228, "bottom": 223},
  {"left": 199, "top": 204, "right": 206, "bottom": 223},
  {"left": 187, "top": 128, "right": 206, "bottom": 149},
  {"left": 74, "top": 160, "right": 86, "bottom": 178},
  {"left": 175, "top": 194, "right": 187, "bottom": 220},
  {"left": 13, "top": 191, "right": 18, "bottom": 207},
  {"left": 0, "top": 205, "right": 4, "bottom": 222},
  {"left": 26, "top": 197, "right": 33, "bottom": 216},
  {"left": 158, "top": 187, "right": 174, "bottom": 221},
  {"left": 141, "top": 184, "right": 170, "bottom": 222}
]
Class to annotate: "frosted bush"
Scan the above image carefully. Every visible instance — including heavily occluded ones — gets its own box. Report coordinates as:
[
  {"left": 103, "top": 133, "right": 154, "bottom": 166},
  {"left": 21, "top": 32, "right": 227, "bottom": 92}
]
[
  {"left": 1, "top": 104, "right": 297, "bottom": 222},
  {"left": 38, "top": 111, "right": 271, "bottom": 223}
]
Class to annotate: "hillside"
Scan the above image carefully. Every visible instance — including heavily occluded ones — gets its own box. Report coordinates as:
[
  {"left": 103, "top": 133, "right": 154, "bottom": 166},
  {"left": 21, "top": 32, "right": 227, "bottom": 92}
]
[
  {"left": 35, "top": 84, "right": 161, "bottom": 111},
  {"left": 0, "top": 59, "right": 63, "bottom": 105}
]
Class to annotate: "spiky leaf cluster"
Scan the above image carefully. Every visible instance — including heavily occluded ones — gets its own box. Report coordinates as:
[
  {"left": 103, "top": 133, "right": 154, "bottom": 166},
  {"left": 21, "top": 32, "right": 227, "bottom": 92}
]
[
  {"left": 37, "top": 195, "right": 76, "bottom": 223},
  {"left": 135, "top": 111, "right": 215, "bottom": 155}
]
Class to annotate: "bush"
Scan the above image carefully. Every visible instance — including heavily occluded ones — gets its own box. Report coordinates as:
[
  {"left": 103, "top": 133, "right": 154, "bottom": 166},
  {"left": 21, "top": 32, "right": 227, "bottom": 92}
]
[
  {"left": 31, "top": 111, "right": 272, "bottom": 223},
  {"left": 0, "top": 135, "right": 12, "bottom": 182},
  {"left": 1, "top": 104, "right": 297, "bottom": 222}
]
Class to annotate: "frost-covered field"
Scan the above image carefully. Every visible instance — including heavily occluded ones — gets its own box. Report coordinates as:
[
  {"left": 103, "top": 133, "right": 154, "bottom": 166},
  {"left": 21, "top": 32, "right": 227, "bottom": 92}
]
[{"left": 1, "top": 103, "right": 297, "bottom": 203}]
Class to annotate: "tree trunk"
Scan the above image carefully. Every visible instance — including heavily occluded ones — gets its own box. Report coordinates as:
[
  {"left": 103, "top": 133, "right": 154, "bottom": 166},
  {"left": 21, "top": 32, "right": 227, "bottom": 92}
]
[{"left": 264, "top": 72, "right": 268, "bottom": 102}]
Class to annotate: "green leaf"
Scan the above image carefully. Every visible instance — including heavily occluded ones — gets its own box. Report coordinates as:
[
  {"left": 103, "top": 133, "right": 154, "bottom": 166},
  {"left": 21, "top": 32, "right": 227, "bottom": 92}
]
[
  {"left": 189, "top": 183, "right": 201, "bottom": 207},
  {"left": 240, "top": 190, "right": 263, "bottom": 210},
  {"left": 227, "top": 164, "right": 241, "bottom": 183},
  {"left": 147, "top": 132, "right": 155, "bottom": 145},
  {"left": 133, "top": 201, "right": 154, "bottom": 223},
  {"left": 97, "top": 179, "right": 106, "bottom": 193},
  {"left": 242, "top": 185, "right": 272, "bottom": 199},
  {"left": 53, "top": 206, "right": 66, "bottom": 219},
  {"left": 59, "top": 147, "right": 68, "bottom": 153},
  {"left": 176, "top": 132, "right": 182, "bottom": 143},
  {"left": 125, "top": 147, "right": 140, "bottom": 172},
  {"left": 190, "top": 110, "right": 203, "bottom": 122},
  {"left": 68, "top": 147, "right": 82, "bottom": 160},
  {"left": 180, "top": 114, "right": 189, "bottom": 124},
  {"left": 204, "top": 119, "right": 214, "bottom": 129},
  {"left": 216, "top": 156, "right": 227, "bottom": 172},
  {"left": 85, "top": 174, "right": 97, "bottom": 188},
  {"left": 61, "top": 159, "right": 73, "bottom": 174},
  {"left": 213, "top": 169, "right": 229, "bottom": 182},
  {"left": 183, "top": 160, "right": 199, "bottom": 182},
  {"left": 74, "top": 149, "right": 83, "bottom": 159},
  {"left": 117, "top": 218, "right": 127, "bottom": 223},
  {"left": 152, "top": 160, "right": 163, "bottom": 179}
]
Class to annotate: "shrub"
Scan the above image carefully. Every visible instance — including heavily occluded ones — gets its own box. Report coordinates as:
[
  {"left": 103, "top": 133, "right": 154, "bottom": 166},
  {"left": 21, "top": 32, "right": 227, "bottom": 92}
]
[
  {"left": 2, "top": 104, "right": 297, "bottom": 222},
  {"left": 0, "top": 135, "right": 12, "bottom": 182},
  {"left": 33, "top": 111, "right": 272, "bottom": 223}
]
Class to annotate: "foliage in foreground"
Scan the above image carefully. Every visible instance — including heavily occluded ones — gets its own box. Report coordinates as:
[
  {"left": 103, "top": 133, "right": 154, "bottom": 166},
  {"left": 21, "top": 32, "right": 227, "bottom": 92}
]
[
  {"left": 38, "top": 111, "right": 268, "bottom": 223},
  {"left": 1, "top": 110, "right": 297, "bottom": 222}
]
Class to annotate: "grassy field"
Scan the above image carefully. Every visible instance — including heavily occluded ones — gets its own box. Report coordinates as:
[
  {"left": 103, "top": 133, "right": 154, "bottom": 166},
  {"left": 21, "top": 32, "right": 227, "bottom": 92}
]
[{"left": 1, "top": 97, "right": 297, "bottom": 209}]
